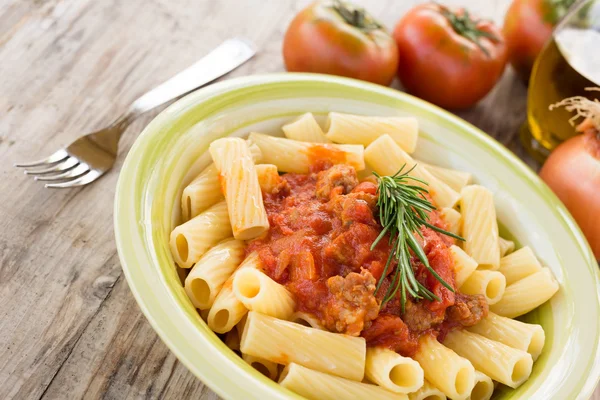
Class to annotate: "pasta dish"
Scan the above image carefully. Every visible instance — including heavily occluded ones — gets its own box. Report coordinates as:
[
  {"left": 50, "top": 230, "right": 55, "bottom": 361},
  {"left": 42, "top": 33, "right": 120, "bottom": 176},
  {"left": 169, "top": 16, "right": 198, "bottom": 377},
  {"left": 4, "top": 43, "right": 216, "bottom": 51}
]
[{"left": 169, "top": 112, "right": 559, "bottom": 400}]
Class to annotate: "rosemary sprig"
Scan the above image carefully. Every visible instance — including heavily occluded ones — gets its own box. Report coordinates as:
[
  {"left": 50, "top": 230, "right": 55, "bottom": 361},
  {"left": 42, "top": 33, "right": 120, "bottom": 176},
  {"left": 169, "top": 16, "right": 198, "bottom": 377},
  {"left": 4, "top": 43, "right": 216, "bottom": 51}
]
[{"left": 371, "top": 165, "right": 464, "bottom": 312}]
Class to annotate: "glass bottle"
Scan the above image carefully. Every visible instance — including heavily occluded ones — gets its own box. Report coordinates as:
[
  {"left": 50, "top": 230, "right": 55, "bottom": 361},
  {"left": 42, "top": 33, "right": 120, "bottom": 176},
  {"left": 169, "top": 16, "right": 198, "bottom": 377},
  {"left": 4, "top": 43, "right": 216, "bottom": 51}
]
[{"left": 520, "top": 0, "right": 600, "bottom": 162}]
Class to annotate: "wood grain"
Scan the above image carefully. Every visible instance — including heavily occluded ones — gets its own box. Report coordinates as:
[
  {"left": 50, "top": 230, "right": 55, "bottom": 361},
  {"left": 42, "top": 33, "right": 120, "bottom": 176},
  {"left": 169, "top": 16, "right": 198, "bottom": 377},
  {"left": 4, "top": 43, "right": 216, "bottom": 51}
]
[{"left": 0, "top": 0, "right": 596, "bottom": 399}]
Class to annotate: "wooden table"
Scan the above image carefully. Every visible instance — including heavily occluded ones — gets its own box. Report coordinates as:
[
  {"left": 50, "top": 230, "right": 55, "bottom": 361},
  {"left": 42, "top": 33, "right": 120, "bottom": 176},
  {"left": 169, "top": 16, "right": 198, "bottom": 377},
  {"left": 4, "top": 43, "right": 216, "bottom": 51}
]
[{"left": 0, "top": 0, "right": 597, "bottom": 398}]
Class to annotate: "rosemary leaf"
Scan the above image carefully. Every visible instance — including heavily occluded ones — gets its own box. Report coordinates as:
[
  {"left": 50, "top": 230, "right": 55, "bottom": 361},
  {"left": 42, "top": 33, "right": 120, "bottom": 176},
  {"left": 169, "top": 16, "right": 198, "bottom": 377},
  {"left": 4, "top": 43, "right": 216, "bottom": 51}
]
[{"left": 373, "top": 165, "right": 462, "bottom": 311}]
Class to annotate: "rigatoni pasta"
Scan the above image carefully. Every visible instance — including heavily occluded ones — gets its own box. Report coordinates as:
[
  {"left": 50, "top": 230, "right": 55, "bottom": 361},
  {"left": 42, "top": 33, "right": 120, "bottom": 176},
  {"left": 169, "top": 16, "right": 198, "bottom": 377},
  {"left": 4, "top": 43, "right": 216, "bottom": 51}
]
[
  {"left": 470, "top": 371, "right": 494, "bottom": 400},
  {"left": 291, "top": 311, "right": 325, "bottom": 330},
  {"left": 210, "top": 137, "right": 269, "bottom": 240},
  {"left": 242, "top": 353, "right": 279, "bottom": 380},
  {"left": 248, "top": 132, "right": 365, "bottom": 173},
  {"left": 408, "top": 380, "right": 446, "bottom": 400},
  {"left": 181, "top": 143, "right": 261, "bottom": 221},
  {"left": 365, "top": 347, "right": 424, "bottom": 393},
  {"left": 365, "top": 134, "right": 460, "bottom": 208},
  {"left": 460, "top": 185, "right": 501, "bottom": 269},
  {"left": 181, "top": 164, "right": 222, "bottom": 222},
  {"left": 282, "top": 112, "right": 329, "bottom": 143},
  {"left": 439, "top": 207, "right": 461, "bottom": 236},
  {"left": 279, "top": 363, "right": 404, "bottom": 400},
  {"left": 325, "top": 112, "right": 419, "bottom": 153},
  {"left": 169, "top": 201, "right": 232, "bottom": 269},
  {"left": 413, "top": 335, "right": 475, "bottom": 399},
  {"left": 184, "top": 238, "right": 246, "bottom": 309},
  {"left": 421, "top": 162, "right": 472, "bottom": 192},
  {"left": 490, "top": 268, "right": 559, "bottom": 318},
  {"left": 199, "top": 308, "right": 210, "bottom": 323},
  {"left": 498, "top": 237, "right": 515, "bottom": 257},
  {"left": 443, "top": 330, "right": 533, "bottom": 388},
  {"left": 498, "top": 246, "right": 543, "bottom": 285},
  {"left": 468, "top": 312, "right": 545, "bottom": 361},
  {"left": 255, "top": 164, "right": 282, "bottom": 193},
  {"left": 460, "top": 270, "right": 506, "bottom": 305},
  {"left": 225, "top": 328, "right": 240, "bottom": 352},
  {"left": 240, "top": 311, "right": 366, "bottom": 381},
  {"left": 450, "top": 245, "right": 478, "bottom": 288},
  {"left": 207, "top": 252, "right": 262, "bottom": 333},
  {"left": 233, "top": 268, "right": 295, "bottom": 320}
]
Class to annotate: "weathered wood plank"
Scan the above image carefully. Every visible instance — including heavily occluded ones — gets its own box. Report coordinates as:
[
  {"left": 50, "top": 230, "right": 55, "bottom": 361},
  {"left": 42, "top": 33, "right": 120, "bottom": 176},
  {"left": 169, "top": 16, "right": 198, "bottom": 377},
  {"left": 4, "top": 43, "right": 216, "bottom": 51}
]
[
  {"left": 41, "top": 277, "right": 216, "bottom": 400},
  {"left": 0, "top": 0, "right": 596, "bottom": 399}
]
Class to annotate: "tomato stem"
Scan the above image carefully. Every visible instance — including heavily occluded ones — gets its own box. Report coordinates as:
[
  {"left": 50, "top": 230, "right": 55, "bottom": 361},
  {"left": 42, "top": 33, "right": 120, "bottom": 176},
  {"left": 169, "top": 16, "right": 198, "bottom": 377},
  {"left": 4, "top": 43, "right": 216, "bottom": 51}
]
[
  {"left": 330, "top": 0, "right": 383, "bottom": 32},
  {"left": 439, "top": 7, "right": 499, "bottom": 57}
]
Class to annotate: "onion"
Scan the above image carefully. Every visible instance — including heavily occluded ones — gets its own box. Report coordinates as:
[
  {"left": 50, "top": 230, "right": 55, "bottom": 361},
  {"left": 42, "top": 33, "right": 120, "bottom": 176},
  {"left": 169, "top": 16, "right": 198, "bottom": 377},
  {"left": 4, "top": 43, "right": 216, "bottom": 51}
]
[{"left": 540, "top": 128, "right": 600, "bottom": 260}]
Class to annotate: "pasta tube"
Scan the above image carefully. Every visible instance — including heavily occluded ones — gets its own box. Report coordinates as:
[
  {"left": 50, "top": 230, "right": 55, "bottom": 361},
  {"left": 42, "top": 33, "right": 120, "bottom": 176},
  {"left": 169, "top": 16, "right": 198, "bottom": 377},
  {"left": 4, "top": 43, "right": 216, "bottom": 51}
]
[
  {"left": 413, "top": 335, "right": 475, "bottom": 400},
  {"left": 439, "top": 207, "right": 461, "bottom": 236},
  {"left": 282, "top": 112, "right": 329, "bottom": 143},
  {"left": 450, "top": 245, "right": 478, "bottom": 288},
  {"left": 460, "top": 270, "right": 506, "bottom": 305},
  {"left": 255, "top": 164, "right": 282, "bottom": 194},
  {"left": 490, "top": 268, "right": 559, "bottom": 318},
  {"left": 181, "top": 164, "right": 222, "bottom": 222},
  {"left": 470, "top": 371, "right": 494, "bottom": 400},
  {"left": 233, "top": 268, "right": 296, "bottom": 320},
  {"left": 468, "top": 312, "right": 545, "bottom": 361},
  {"left": 243, "top": 353, "right": 279, "bottom": 380},
  {"left": 235, "top": 314, "right": 248, "bottom": 337},
  {"left": 443, "top": 330, "right": 533, "bottom": 388},
  {"left": 408, "top": 380, "right": 446, "bottom": 400},
  {"left": 208, "top": 252, "right": 261, "bottom": 333},
  {"left": 248, "top": 132, "right": 365, "bottom": 173},
  {"left": 199, "top": 308, "right": 210, "bottom": 322},
  {"left": 498, "top": 237, "right": 515, "bottom": 257},
  {"left": 169, "top": 201, "right": 232, "bottom": 269},
  {"left": 240, "top": 311, "right": 366, "bottom": 381},
  {"left": 325, "top": 112, "right": 418, "bottom": 153},
  {"left": 498, "top": 246, "right": 543, "bottom": 285},
  {"left": 225, "top": 328, "right": 240, "bottom": 352},
  {"left": 460, "top": 185, "right": 500, "bottom": 269},
  {"left": 184, "top": 238, "right": 246, "bottom": 309},
  {"left": 365, "top": 347, "right": 424, "bottom": 393},
  {"left": 210, "top": 137, "right": 269, "bottom": 240},
  {"left": 291, "top": 311, "right": 325, "bottom": 330},
  {"left": 365, "top": 135, "right": 460, "bottom": 208},
  {"left": 421, "top": 162, "right": 472, "bottom": 192},
  {"left": 181, "top": 143, "right": 261, "bottom": 221},
  {"left": 279, "top": 363, "right": 403, "bottom": 400}
]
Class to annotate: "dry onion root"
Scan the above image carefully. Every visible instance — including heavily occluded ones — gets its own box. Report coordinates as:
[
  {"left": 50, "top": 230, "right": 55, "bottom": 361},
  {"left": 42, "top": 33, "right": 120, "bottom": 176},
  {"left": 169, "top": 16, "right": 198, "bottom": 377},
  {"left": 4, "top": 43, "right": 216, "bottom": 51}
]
[
  {"left": 541, "top": 87, "right": 600, "bottom": 260},
  {"left": 549, "top": 87, "right": 600, "bottom": 132}
]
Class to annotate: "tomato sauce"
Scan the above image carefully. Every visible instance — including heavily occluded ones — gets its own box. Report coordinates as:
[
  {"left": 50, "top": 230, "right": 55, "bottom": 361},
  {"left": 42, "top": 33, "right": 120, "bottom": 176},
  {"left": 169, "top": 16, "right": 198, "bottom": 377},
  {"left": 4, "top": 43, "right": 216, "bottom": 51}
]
[{"left": 247, "top": 163, "right": 486, "bottom": 357}]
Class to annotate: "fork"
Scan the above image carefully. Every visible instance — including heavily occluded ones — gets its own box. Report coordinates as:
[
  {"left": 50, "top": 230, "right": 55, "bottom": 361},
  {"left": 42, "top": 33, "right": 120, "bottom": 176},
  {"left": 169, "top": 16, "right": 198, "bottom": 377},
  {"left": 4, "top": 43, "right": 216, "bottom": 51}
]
[{"left": 15, "top": 38, "right": 256, "bottom": 188}]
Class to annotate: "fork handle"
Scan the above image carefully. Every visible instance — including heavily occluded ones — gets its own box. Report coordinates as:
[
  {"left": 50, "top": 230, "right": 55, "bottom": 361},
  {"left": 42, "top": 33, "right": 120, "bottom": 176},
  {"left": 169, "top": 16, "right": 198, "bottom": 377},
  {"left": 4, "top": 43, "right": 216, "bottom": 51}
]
[{"left": 124, "top": 38, "right": 256, "bottom": 119}]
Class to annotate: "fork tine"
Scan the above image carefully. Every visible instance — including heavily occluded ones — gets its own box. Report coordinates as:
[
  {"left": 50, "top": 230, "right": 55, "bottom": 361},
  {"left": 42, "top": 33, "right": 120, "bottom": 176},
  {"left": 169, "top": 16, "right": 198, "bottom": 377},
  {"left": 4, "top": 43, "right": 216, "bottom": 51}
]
[
  {"left": 34, "top": 164, "right": 90, "bottom": 182},
  {"left": 45, "top": 170, "right": 102, "bottom": 189},
  {"left": 14, "top": 149, "right": 69, "bottom": 168},
  {"left": 24, "top": 157, "right": 79, "bottom": 176}
]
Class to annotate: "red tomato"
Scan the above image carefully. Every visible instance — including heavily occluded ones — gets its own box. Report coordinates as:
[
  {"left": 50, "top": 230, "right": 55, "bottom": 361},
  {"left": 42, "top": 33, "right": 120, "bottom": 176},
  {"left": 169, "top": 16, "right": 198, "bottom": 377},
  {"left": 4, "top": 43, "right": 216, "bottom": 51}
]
[
  {"left": 283, "top": 1, "right": 399, "bottom": 86},
  {"left": 393, "top": 4, "right": 507, "bottom": 109},
  {"left": 503, "top": 0, "right": 575, "bottom": 81}
]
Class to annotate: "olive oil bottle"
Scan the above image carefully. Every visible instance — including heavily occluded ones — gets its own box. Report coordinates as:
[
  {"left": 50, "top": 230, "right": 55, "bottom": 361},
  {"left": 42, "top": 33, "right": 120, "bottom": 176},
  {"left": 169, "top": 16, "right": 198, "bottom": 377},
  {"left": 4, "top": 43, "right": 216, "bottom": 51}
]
[{"left": 521, "top": 0, "right": 600, "bottom": 162}]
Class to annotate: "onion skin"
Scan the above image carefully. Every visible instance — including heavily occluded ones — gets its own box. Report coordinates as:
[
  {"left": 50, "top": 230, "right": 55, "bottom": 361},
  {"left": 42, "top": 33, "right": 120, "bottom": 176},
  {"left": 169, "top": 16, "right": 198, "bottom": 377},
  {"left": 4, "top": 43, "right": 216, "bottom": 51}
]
[{"left": 539, "top": 131, "right": 600, "bottom": 259}]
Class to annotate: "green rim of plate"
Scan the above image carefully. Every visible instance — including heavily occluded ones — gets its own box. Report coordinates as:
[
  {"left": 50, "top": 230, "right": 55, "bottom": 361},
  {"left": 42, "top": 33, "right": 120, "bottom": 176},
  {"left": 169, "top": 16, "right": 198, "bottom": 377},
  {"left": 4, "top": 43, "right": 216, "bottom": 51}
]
[{"left": 114, "top": 73, "right": 600, "bottom": 400}]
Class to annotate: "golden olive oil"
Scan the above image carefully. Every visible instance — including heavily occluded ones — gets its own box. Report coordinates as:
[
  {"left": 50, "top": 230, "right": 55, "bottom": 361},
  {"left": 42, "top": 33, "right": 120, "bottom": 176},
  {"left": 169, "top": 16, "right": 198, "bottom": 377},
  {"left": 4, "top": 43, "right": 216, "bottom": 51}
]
[{"left": 521, "top": 11, "right": 600, "bottom": 161}]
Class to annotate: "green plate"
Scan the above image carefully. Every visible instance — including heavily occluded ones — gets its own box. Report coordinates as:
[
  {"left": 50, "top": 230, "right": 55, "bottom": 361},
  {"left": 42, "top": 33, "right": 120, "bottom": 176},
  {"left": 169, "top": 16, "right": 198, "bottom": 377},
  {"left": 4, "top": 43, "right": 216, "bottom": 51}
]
[{"left": 114, "top": 73, "right": 600, "bottom": 400}]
